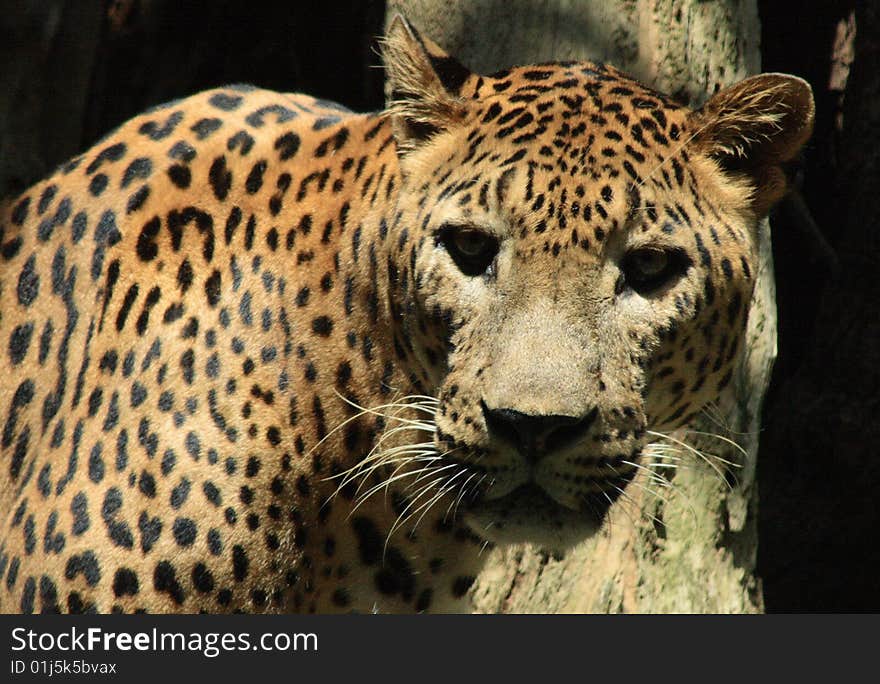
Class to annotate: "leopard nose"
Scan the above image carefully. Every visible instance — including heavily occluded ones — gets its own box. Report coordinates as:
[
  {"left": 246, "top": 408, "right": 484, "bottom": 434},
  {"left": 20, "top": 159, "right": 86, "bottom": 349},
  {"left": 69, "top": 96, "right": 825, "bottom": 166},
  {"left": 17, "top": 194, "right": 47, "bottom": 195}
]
[{"left": 481, "top": 401, "right": 598, "bottom": 461}]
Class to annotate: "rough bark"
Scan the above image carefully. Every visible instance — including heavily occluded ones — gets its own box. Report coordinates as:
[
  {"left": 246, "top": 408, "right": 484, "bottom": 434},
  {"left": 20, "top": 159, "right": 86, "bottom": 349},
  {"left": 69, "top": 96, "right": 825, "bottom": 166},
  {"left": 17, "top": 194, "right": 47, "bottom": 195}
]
[{"left": 388, "top": 0, "right": 772, "bottom": 613}]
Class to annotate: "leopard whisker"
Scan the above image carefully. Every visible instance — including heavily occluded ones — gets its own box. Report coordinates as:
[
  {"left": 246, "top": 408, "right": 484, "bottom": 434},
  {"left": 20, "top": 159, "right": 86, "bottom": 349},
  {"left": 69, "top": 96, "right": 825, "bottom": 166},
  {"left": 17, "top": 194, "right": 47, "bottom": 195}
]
[
  {"left": 333, "top": 457, "right": 434, "bottom": 509},
  {"left": 412, "top": 468, "right": 470, "bottom": 531},
  {"left": 680, "top": 429, "right": 749, "bottom": 461},
  {"left": 605, "top": 481, "right": 666, "bottom": 530},
  {"left": 328, "top": 441, "right": 436, "bottom": 485},
  {"left": 401, "top": 462, "right": 462, "bottom": 495},
  {"left": 598, "top": 488, "right": 620, "bottom": 534},
  {"left": 398, "top": 462, "right": 468, "bottom": 521},
  {"left": 620, "top": 459, "right": 674, "bottom": 489},
  {"left": 328, "top": 446, "right": 439, "bottom": 503},
  {"left": 385, "top": 474, "right": 453, "bottom": 546},
  {"left": 351, "top": 464, "right": 446, "bottom": 514},
  {"left": 646, "top": 430, "right": 736, "bottom": 489},
  {"left": 348, "top": 452, "right": 440, "bottom": 495},
  {"left": 447, "top": 471, "right": 483, "bottom": 520},
  {"left": 314, "top": 391, "right": 439, "bottom": 470}
]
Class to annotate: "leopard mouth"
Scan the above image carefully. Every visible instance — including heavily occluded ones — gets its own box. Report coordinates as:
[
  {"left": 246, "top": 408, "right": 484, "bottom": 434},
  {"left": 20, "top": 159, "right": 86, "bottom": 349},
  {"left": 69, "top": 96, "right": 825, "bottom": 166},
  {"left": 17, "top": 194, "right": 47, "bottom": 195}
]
[
  {"left": 460, "top": 478, "right": 631, "bottom": 552},
  {"left": 429, "top": 436, "right": 641, "bottom": 550}
]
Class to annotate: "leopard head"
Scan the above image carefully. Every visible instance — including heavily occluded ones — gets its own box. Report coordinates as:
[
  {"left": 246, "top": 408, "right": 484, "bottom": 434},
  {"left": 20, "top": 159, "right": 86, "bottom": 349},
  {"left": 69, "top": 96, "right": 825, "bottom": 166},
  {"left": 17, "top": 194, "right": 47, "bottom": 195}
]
[{"left": 379, "top": 16, "right": 813, "bottom": 549}]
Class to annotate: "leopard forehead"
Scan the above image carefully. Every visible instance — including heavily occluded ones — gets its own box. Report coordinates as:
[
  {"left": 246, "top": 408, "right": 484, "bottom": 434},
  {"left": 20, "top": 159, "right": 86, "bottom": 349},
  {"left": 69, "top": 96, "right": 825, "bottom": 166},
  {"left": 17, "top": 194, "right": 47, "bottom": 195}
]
[
  {"left": 395, "top": 60, "right": 753, "bottom": 280},
  {"left": 427, "top": 60, "right": 691, "bottom": 176}
]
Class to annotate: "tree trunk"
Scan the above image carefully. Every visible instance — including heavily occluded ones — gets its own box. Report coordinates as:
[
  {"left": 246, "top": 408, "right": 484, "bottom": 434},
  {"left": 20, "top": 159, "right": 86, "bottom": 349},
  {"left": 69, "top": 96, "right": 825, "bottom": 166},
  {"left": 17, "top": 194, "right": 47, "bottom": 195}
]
[{"left": 387, "top": 0, "right": 772, "bottom": 613}]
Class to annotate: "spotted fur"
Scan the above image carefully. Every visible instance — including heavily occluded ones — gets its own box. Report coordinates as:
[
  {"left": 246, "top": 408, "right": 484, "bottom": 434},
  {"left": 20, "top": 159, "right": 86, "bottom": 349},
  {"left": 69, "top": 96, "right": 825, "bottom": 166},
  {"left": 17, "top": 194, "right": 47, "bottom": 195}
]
[{"left": 0, "top": 17, "right": 813, "bottom": 613}]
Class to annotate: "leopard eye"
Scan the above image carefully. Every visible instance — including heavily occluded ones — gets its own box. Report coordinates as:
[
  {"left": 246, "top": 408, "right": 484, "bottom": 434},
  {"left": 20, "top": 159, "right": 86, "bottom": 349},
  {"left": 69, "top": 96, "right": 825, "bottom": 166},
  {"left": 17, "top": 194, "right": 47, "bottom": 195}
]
[
  {"left": 437, "top": 224, "right": 499, "bottom": 277},
  {"left": 621, "top": 246, "right": 689, "bottom": 294}
]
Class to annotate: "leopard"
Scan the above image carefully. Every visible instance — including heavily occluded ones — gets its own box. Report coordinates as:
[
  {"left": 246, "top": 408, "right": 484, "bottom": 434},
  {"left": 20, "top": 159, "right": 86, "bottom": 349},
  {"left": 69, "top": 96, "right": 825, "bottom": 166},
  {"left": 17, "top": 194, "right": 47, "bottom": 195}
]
[{"left": 0, "top": 16, "right": 813, "bottom": 614}]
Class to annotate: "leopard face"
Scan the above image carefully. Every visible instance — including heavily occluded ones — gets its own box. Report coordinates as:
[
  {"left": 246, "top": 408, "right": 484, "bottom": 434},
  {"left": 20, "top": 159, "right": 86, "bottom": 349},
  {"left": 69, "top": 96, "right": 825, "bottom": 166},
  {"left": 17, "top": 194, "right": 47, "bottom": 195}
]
[{"left": 0, "top": 16, "right": 813, "bottom": 613}]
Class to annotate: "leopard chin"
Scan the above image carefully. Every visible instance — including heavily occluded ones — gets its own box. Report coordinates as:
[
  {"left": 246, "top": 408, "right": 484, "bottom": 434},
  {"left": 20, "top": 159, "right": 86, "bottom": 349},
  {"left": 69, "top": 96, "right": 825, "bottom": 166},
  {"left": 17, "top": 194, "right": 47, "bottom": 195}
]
[{"left": 461, "top": 483, "right": 615, "bottom": 553}]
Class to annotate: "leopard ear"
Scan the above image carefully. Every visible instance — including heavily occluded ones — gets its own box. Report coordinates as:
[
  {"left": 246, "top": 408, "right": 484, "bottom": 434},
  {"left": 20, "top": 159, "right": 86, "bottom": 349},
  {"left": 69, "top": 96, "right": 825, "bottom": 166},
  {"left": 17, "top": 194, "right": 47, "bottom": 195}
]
[
  {"left": 382, "top": 14, "right": 473, "bottom": 155},
  {"left": 688, "top": 74, "right": 815, "bottom": 216}
]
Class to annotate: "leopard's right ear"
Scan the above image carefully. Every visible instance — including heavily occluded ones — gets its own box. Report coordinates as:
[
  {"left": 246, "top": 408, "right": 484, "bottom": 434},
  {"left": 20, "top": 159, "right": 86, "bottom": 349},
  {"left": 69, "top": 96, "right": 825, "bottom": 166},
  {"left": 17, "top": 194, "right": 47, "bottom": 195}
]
[{"left": 382, "top": 14, "right": 472, "bottom": 155}]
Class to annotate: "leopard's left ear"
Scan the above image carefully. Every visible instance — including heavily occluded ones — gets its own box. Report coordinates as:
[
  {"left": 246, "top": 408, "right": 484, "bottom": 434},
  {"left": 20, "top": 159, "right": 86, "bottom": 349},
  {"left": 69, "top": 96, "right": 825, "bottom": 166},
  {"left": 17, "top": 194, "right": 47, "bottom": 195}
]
[
  {"left": 688, "top": 74, "right": 815, "bottom": 216},
  {"left": 382, "top": 14, "right": 473, "bottom": 156}
]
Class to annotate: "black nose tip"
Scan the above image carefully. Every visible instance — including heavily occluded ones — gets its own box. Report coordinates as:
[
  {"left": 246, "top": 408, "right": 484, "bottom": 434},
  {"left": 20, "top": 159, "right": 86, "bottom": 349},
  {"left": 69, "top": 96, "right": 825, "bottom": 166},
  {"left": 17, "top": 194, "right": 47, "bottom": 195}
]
[{"left": 481, "top": 401, "right": 598, "bottom": 461}]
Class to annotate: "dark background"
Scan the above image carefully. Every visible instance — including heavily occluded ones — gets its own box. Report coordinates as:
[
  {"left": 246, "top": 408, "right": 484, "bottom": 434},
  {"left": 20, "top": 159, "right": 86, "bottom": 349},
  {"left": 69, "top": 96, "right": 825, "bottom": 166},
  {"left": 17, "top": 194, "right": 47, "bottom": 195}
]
[{"left": 1, "top": 0, "right": 875, "bottom": 612}]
